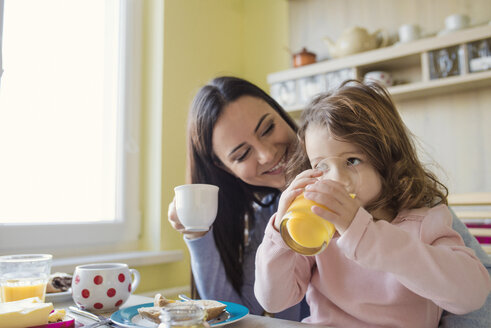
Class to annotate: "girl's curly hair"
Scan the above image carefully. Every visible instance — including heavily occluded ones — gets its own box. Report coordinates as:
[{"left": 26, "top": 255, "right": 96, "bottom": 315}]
[{"left": 287, "top": 80, "right": 448, "bottom": 218}]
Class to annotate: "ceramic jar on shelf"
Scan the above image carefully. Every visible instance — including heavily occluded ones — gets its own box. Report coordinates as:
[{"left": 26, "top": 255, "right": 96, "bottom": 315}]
[
  {"left": 428, "top": 45, "right": 464, "bottom": 79},
  {"left": 467, "top": 38, "right": 491, "bottom": 72}
]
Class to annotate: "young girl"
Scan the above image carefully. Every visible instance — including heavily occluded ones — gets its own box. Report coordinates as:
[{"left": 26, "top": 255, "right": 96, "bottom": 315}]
[{"left": 254, "top": 81, "right": 491, "bottom": 327}]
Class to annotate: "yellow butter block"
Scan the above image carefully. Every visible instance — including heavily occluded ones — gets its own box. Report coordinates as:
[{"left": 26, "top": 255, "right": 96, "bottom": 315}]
[{"left": 0, "top": 297, "right": 53, "bottom": 328}]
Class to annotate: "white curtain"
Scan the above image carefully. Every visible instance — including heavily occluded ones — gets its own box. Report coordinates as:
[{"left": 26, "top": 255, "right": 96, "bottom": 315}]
[{"left": 0, "top": 0, "right": 4, "bottom": 87}]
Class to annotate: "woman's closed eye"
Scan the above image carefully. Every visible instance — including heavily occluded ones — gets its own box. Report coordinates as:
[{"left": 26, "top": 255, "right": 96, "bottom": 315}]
[
  {"left": 233, "top": 120, "right": 275, "bottom": 163},
  {"left": 235, "top": 148, "right": 251, "bottom": 162},
  {"left": 260, "top": 121, "right": 275, "bottom": 137}
]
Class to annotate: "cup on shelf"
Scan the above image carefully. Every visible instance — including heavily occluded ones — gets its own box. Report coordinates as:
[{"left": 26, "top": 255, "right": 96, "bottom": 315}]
[
  {"left": 0, "top": 254, "right": 52, "bottom": 303},
  {"left": 398, "top": 24, "right": 421, "bottom": 43},
  {"left": 363, "top": 71, "right": 394, "bottom": 88},
  {"left": 444, "top": 14, "right": 470, "bottom": 31},
  {"left": 72, "top": 263, "right": 140, "bottom": 313},
  {"left": 174, "top": 184, "right": 219, "bottom": 232}
]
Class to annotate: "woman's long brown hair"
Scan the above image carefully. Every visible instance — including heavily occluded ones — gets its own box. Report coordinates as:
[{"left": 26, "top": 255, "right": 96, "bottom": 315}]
[
  {"left": 187, "top": 76, "right": 297, "bottom": 295},
  {"left": 290, "top": 80, "right": 447, "bottom": 219}
]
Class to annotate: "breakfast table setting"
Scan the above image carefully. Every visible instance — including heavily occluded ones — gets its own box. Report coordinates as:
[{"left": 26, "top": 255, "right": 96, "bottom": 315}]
[
  {"left": 53, "top": 294, "right": 328, "bottom": 328},
  {"left": 0, "top": 254, "right": 326, "bottom": 328},
  {"left": 0, "top": 185, "right": 332, "bottom": 328}
]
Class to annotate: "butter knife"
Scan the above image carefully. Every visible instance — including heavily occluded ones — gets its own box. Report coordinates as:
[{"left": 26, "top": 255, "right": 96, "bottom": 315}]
[{"left": 68, "top": 306, "right": 113, "bottom": 327}]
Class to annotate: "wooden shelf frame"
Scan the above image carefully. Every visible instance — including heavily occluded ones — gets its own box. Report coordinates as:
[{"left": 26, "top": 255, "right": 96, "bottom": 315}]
[
  {"left": 389, "top": 69, "right": 491, "bottom": 101},
  {"left": 268, "top": 24, "right": 491, "bottom": 111}
]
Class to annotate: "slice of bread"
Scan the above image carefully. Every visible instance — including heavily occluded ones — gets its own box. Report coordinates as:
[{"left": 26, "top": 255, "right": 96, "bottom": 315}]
[
  {"left": 46, "top": 272, "right": 72, "bottom": 293},
  {"left": 137, "top": 306, "right": 162, "bottom": 323},
  {"left": 138, "top": 294, "right": 227, "bottom": 323},
  {"left": 192, "top": 300, "right": 227, "bottom": 320}
]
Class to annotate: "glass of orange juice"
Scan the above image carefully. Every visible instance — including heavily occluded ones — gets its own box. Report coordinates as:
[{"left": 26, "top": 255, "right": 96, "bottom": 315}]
[
  {"left": 280, "top": 157, "right": 360, "bottom": 256},
  {"left": 0, "top": 254, "right": 52, "bottom": 302}
]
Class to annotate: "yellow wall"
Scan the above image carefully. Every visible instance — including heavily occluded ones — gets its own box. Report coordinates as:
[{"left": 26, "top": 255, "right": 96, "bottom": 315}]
[
  {"left": 243, "top": 0, "right": 290, "bottom": 90},
  {"left": 136, "top": 0, "right": 289, "bottom": 295}
]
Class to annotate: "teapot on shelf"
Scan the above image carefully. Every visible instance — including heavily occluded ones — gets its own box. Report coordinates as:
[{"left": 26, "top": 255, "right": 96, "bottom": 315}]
[{"left": 323, "top": 26, "right": 389, "bottom": 58}]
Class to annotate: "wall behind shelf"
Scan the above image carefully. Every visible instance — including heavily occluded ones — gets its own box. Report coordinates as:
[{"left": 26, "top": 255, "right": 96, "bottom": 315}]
[
  {"left": 397, "top": 87, "right": 491, "bottom": 194},
  {"left": 289, "top": 0, "right": 491, "bottom": 61},
  {"left": 288, "top": 0, "right": 491, "bottom": 194}
]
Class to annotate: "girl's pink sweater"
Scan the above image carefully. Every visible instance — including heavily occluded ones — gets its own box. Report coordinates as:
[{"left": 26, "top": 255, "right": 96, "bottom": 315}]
[{"left": 254, "top": 205, "right": 491, "bottom": 328}]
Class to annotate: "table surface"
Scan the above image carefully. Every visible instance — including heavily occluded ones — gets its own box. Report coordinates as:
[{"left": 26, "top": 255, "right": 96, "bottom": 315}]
[{"left": 56, "top": 294, "right": 327, "bottom": 328}]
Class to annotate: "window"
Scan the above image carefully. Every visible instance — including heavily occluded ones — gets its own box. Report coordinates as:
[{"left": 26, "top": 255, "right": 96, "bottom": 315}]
[
  {"left": 0, "top": 0, "right": 4, "bottom": 87},
  {"left": 0, "top": 0, "right": 142, "bottom": 253}
]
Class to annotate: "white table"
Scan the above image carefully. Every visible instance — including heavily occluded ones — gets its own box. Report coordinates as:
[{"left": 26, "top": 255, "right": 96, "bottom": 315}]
[{"left": 56, "top": 294, "right": 326, "bottom": 327}]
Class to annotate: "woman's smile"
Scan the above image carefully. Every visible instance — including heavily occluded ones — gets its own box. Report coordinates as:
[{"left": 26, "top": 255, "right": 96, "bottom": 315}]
[{"left": 263, "top": 152, "right": 287, "bottom": 175}]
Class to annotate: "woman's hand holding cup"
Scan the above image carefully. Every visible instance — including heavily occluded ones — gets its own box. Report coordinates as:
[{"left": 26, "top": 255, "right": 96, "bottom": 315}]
[
  {"left": 170, "top": 184, "right": 219, "bottom": 240},
  {"left": 168, "top": 198, "right": 207, "bottom": 239}
]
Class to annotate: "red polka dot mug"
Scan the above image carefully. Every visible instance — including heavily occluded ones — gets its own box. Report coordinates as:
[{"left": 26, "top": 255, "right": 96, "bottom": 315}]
[{"left": 72, "top": 263, "right": 140, "bottom": 313}]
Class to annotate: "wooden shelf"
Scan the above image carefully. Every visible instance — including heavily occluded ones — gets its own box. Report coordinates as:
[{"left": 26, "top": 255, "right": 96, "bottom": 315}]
[
  {"left": 448, "top": 192, "right": 491, "bottom": 206},
  {"left": 268, "top": 24, "right": 491, "bottom": 112},
  {"left": 389, "top": 69, "right": 491, "bottom": 101}
]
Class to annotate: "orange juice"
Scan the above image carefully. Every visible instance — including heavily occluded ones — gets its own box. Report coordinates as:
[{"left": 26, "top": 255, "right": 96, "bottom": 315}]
[
  {"left": 0, "top": 254, "right": 52, "bottom": 303},
  {"left": 280, "top": 193, "right": 355, "bottom": 255},
  {"left": 0, "top": 279, "right": 47, "bottom": 302}
]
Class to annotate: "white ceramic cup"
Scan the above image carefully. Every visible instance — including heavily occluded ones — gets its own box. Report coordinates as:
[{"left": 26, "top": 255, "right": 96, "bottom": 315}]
[
  {"left": 398, "top": 24, "right": 421, "bottom": 43},
  {"left": 363, "top": 71, "right": 393, "bottom": 88},
  {"left": 174, "top": 184, "right": 219, "bottom": 232},
  {"left": 445, "top": 14, "right": 470, "bottom": 31},
  {"left": 72, "top": 263, "right": 140, "bottom": 313}
]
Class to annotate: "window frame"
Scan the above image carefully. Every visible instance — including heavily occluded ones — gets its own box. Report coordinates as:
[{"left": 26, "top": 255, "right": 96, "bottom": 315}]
[
  {"left": 0, "top": 0, "right": 4, "bottom": 86},
  {"left": 0, "top": 0, "right": 142, "bottom": 254}
]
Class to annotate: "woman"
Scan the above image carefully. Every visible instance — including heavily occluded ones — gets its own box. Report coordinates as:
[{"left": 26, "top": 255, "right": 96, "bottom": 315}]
[{"left": 168, "top": 76, "right": 491, "bottom": 325}]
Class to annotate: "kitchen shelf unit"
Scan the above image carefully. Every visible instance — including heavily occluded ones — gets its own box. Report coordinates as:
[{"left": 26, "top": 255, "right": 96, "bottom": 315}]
[{"left": 268, "top": 24, "right": 491, "bottom": 112}]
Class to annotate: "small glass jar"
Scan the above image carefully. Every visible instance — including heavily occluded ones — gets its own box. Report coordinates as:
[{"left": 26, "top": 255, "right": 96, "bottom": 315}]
[{"left": 159, "top": 304, "right": 209, "bottom": 328}]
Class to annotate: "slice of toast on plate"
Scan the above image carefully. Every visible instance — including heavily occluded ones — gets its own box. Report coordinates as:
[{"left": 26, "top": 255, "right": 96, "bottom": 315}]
[
  {"left": 137, "top": 294, "right": 177, "bottom": 323},
  {"left": 193, "top": 300, "right": 227, "bottom": 320},
  {"left": 137, "top": 306, "right": 162, "bottom": 323}
]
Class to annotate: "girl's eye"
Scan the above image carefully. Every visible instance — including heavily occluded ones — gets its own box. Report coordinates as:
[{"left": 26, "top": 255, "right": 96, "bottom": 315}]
[
  {"left": 261, "top": 122, "right": 275, "bottom": 137},
  {"left": 236, "top": 149, "right": 250, "bottom": 162},
  {"left": 347, "top": 157, "right": 361, "bottom": 166}
]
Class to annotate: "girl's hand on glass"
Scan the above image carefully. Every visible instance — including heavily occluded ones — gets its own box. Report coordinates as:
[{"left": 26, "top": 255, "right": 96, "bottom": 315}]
[
  {"left": 167, "top": 197, "right": 208, "bottom": 239},
  {"left": 303, "top": 179, "right": 360, "bottom": 235},
  {"left": 274, "top": 169, "right": 323, "bottom": 231}
]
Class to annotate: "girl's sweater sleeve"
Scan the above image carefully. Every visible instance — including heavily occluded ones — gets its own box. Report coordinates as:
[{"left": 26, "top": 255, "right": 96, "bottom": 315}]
[
  {"left": 185, "top": 229, "right": 264, "bottom": 315},
  {"left": 254, "top": 214, "right": 316, "bottom": 314},
  {"left": 337, "top": 205, "right": 491, "bottom": 314}
]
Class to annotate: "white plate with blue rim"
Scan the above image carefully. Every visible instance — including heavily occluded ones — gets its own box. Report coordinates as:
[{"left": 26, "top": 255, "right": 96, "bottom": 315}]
[{"left": 110, "top": 301, "right": 249, "bottom": 327}]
